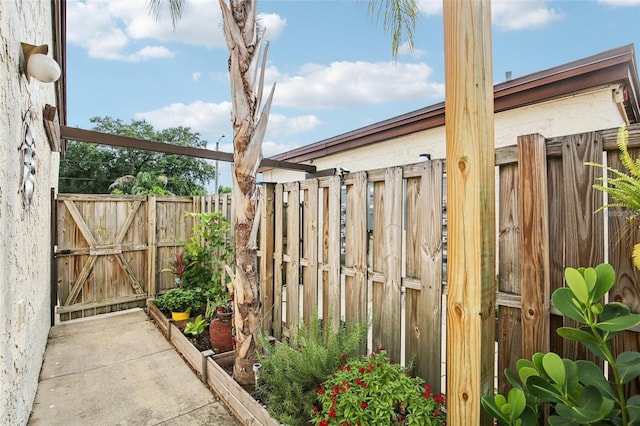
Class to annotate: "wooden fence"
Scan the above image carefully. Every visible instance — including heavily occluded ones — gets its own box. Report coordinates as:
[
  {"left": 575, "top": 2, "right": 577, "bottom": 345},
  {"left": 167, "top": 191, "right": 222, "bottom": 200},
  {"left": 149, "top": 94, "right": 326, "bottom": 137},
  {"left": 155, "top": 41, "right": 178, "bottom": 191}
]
[
  {"left": 258, "top": 125, "right": 640, "bottom": 397},
  {"left": 54, "top": 194, "right": 233, "bottom": 321},
  {"left": 54, "top": 125, "right": 640, "bottom": 397}
]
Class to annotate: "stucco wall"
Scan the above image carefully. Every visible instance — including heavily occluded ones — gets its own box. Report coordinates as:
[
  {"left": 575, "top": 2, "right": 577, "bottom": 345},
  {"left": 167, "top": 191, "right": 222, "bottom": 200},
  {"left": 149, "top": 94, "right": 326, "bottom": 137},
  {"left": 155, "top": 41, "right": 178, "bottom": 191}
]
[
  {"left": 263, "top": 86, "right": 625, "bottom": 183},
  {"left": 0, "top": 2, "right": 60, "bottom": 425}
]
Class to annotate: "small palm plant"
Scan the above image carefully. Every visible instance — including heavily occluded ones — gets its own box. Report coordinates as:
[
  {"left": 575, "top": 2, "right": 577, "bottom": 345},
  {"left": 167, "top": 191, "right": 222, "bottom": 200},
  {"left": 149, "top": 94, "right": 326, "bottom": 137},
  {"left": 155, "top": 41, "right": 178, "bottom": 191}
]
[{"left": 587, "top": 125, "right": 640, "bottom": 268}]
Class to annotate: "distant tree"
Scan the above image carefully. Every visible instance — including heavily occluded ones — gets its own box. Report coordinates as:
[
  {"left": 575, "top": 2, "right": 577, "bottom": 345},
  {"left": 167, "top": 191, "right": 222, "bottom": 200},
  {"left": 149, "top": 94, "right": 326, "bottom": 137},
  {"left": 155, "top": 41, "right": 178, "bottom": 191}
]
[
  {"left": 109, "top": 171, "right": 173, "bottom": 195},
  {"left": 59, "top": 117, "right": 216, "bottom": 195},
  {"left": 218, "top": 185, "right": 232, "bottom": 194}
]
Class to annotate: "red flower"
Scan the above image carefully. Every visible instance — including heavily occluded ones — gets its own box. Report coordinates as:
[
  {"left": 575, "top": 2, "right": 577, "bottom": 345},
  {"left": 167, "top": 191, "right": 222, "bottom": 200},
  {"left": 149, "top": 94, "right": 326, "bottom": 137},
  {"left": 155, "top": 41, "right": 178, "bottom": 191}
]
[
  {"left": 317, "top": 385, "right": 326, "bottom": 395},
  {"left": 313, "top": 406, "right": 319, "bottom": 414},
  {"left": 378, "top": 345, "right": 385, "bottom": 351},
  {"left": 360, "top": 402, "right": 368, "bottom": 410},
  {"left": 422, "top": 388, "right": 432, "bottom": 399},
  {"left": 433, "top": 410, "right": 440, "bottom": 417},
  {"left": 329, "top": 406, "right": 337, "bottom": 418},
  {"left": 319, "top": 421, "right": 329, "bottom": 426},
  {"left": 358, "top": 367, "right": 365, "bottom": 374},
  {"left": 345, "top": 365, "right": 352, "bottom": 372},
  {"left": 434, "top": 394, "right": 445, "bottom": 404},
  {"left": 341, "top": 354, "right": 347, "bottom": 362},
  {"left": 338, "top": 365, "right": 344, "bottom": 371}
]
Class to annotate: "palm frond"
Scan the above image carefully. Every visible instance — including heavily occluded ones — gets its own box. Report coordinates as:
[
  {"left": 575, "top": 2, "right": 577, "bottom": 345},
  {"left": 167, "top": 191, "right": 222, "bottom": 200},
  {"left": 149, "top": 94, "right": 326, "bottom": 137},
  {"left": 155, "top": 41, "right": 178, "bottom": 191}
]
[
  {"left": 587, "top": 125, "right": 640, "bottom": 219},
  {"left": 367, "top": 0, "right": 418, "bottom": 58},
  {"left": 147, "top": 0, "right": 185, "bottom": 28}
]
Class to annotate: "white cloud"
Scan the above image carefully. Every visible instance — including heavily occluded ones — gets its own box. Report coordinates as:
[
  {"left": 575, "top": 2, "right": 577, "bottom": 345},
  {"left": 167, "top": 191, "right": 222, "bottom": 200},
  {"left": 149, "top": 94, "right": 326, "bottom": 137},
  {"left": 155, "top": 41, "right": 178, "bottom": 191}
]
[
  {"left": 67, "top": 0, "right": 285, "bottom": 60},
  {"left": 493, "top": 1, "right": 564, "bottom": 30},
  {"left": 262, "top": 140, "right": 301, "bottom": 158},
  {"left": 269, "top": 61, "right": 445, "bottom": 109},
  {"left": 134, "top": 100, "right": 232, "bottom": 138},
  {"left": 193, "top": 72, "right": 202, "bottom": 81},
  {"left": 417, "top": 0, "right": 564, "bottom": 30},
  {"left": 134, "top": 101, "right": 320, "bottom": 141}
]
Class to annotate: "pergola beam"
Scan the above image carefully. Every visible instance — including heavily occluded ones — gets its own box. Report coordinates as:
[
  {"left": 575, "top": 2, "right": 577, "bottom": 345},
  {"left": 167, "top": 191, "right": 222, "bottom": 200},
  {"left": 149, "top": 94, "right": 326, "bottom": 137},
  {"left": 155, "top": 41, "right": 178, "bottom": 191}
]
[{"left": 60, "top": 126, "right": 316, "bottom": 173}]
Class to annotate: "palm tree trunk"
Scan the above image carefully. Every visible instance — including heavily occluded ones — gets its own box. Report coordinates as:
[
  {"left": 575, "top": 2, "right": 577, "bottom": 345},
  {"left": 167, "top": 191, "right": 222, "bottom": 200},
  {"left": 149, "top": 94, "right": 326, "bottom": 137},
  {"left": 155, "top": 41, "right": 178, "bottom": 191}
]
[{"left": 219, "top": 0, "right": 274, "bottom": 385}]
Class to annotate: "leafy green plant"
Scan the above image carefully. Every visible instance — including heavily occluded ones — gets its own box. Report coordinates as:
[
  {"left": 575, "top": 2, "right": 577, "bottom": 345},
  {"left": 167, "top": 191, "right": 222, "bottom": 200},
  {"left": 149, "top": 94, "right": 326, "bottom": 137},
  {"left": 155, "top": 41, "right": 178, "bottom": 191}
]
[
  {"left": 153, "top": 288, "right": 201, "bottom": 314},
  {"left": 161, "top": 250, "right": 193, "bottom": 285},
  {"left": 587, "top": 125, "right": 640, "bottom": 219},
  {"left": 184, "top": 315, "right": 208, "bottom": 337},
  {"left": 482, "top": 263, "right": 640, "bottom": 425},
  {"left": 256, "top": 317, "right": 369, "bottom": 425},
  {"left": 181, "top": 211, "right": 234, "bottom": 291},
  {"left": 311, "top": 348, "right": 445, "bottom": 426}
]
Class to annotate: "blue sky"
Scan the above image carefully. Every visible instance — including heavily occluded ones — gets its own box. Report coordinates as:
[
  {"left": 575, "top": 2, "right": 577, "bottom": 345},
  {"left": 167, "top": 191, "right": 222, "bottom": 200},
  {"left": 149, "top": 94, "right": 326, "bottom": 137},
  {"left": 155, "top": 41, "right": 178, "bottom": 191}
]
[{"left": 65, "top": 0, "right": 640, "bottom": 190}]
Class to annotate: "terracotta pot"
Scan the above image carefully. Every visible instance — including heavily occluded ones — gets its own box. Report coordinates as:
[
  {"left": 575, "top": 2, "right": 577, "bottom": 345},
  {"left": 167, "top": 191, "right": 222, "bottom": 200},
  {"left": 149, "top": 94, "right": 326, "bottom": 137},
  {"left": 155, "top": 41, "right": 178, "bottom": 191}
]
[{"left": 210, "top": 313, "right": 233, "bottom": 353}]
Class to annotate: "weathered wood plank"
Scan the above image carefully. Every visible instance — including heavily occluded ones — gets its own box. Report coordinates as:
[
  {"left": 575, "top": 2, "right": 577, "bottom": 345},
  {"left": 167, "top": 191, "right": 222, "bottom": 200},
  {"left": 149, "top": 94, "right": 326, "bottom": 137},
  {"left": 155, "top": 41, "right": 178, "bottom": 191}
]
[
  {"left": 301, "top": 179, "right": 319, "bottom": 326},
  {"left": 562, "top": 132, "right": 604, "bottom": 364},
  {"left": 326, "top": 176, "right": 342, "bottom": 330},
  {"left": 497, "top": 162, "right": 522, "bottom": 395},
  {"left": 408, "top": 160, "right": 444, "bottom": 391},
  {"left": 259, "top": 183, "right": 275, "bottom": 336},
  {"left": 518, "top": 134, "right": 550, "bottom": 361},
  {"left": 273, "top": 184, "right": 284, "bottom": 339},
  {"left": 380, "top": 167, "right": 402, "bottom": 362},
  {"left": 344, "top": 171, "right": 368, "bottom": 326},
  {"left": 286, "top": 183, "right": 300, "bottom": 338},
  {"left": 147, "top": 196, "right": 157, "bottom": 296},
  {"left": 607, "top": 145, "right": 640, "bottom": 398}
]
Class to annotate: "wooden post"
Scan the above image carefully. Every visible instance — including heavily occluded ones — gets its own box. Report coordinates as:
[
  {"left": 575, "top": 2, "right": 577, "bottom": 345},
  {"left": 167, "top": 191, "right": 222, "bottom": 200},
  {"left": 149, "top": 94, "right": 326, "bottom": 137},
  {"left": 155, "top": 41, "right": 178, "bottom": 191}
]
[
  {"left": 518, "top": 134, "right": 550, "bottom": 361},
  {"left": 259, "top": 183, "right": 275, "bottom": 336},
  {"left": 147, "top": 195, "right": 157, "bottom": 297},
  {"left": 443, "top": 1, "right": 495, "bottom": 424}
]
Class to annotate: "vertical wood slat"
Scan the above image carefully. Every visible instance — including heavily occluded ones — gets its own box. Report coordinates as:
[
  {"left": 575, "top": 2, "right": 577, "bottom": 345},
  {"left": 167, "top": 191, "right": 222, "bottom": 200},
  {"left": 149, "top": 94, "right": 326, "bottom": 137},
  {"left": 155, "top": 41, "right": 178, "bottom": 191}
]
[
  {"left": 381, "top": 167, "right": 403, "bottom": 362},
  {"left": 547, "top": 158, "right": 566, "bottom": 358},
  {"left": 344, "top": 171, "right": 368, "bottom": 326},
  {"left": 562, "top": 132, "right": 604, "bottom": 364},
  {"left": 518, "top": 134, "right": 550, "bottom": 361},
  {"left": 272, "top": 184, "right": 284, "bottom": 339},
  {"left": 146, "top": 195, "right": 157, "bottom": 297},
  {"left": 407, "top": 160, "right": 444, "bottom": 391},
  {"left": 497, "top": 162, "right": 521, "bottom": 395},
  {"left": 301, "top": 179, "right": 319, "bottom": 326},
  {"left": 259, "top": 184, "right": 276, "bottom": 336},
  {"left": 607, "top": 146, "right": 640, "bottom": 398},
  {"left": 371, "top": 180, "right": 385, "bottom": 352},
  {"left": 286, "top": 183, "right": 300, "bottom": 338},
  {"left": 326, "top": 176, "right": 342, "bottom": 330}
]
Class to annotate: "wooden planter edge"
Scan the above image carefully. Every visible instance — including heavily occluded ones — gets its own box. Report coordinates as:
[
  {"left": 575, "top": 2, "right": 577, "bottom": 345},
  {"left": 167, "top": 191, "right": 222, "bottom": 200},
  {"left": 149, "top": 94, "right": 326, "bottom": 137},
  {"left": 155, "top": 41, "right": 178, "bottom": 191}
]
[{"left": 146, "top": 299, "right": 280, "bottom": 426}]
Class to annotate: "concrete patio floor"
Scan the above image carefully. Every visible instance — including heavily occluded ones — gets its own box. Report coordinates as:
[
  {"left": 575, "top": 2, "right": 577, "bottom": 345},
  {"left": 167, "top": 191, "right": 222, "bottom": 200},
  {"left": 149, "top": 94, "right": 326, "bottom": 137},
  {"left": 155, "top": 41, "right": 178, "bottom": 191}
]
[{"left": 28, "top": 308, "right": 240, "bottom": 426}]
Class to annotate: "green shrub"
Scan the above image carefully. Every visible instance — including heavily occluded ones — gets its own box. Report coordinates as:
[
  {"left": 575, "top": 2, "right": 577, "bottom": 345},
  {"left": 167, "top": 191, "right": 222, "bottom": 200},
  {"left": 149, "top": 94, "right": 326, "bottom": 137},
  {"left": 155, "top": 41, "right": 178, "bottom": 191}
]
[
  {"left": 256, "top": 317, "right": 368, "bottom": 425},
  {"left": 481, "top": 263, "right": 640, "bottom": 425},
  {"left": 153, "top": 288, "right": 201, "bottom": 313},
  {"left": 311, "top": 349, "right": 445, "bottom": 425},
  {"left": 184, "top": 315, "right": 208, "bottom": 337}
]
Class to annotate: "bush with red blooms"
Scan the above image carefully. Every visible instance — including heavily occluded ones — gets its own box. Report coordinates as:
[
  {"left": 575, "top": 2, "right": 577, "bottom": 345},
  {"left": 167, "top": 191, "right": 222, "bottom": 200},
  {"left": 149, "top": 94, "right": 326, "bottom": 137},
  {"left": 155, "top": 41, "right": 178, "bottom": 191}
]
[{"left": 311, "top": 348, "right": 445, "bottom": 425}]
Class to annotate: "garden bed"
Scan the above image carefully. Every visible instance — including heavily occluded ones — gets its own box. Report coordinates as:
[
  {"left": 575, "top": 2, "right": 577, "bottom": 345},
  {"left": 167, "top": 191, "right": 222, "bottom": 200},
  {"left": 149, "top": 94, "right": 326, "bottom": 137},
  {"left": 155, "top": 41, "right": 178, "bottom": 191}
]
[{"left": 146, "top": 299, "right": 280, "bottom": 426}]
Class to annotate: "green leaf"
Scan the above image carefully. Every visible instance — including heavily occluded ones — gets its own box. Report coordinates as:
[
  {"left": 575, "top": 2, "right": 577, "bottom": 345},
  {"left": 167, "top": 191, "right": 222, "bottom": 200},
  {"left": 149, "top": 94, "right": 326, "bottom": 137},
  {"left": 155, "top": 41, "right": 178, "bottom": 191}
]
[
  {"left": 592, "top": 263, "right": 616, "bottom": 300},
  {"left": 548, "top": 412, "right": 580, "bottom": 426},
  {"left": 552, "top": 288, "right": 587, "bottom": 323},
  {"left": 565, "top": 267, "right": 589, "bottom": 305},
  {"left": 482, "top": 395, "right": 511, "bottom": 425},
  {"left": 507, "top": 388, "right": 527, "bottom": 419},
  {"left": 627, "top": 395, "right": 640, "bottom": 425},
  {"left": 556, "top": 327, "right": 600, "bottom": 345},
  {"left": 617, "top": 351, "right": 640, "bottom": 384},
  {"left": 597, "top": 313, "right": 640, "bottom": 332},
  {"left": 576, "top": 360, "right": 615, "bottom": 401},
  {"left": 519, "top": 366, "right": 540, "bottom": 386},
  {"left": 542, "top": 352, "right": 566, "bottom": 387},
  {"left": 526, "top": 376, "right": 564, "bottom": 403},
  {"left": 582, "top": 267, "right": 598, "bottom": 297}
]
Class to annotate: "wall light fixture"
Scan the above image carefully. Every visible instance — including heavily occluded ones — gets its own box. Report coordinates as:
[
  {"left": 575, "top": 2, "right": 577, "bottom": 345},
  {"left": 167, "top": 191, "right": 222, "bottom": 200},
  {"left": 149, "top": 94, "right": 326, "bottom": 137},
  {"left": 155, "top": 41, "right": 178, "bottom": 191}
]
[{"left": 21, "top": 42, "right": 61, "bottom": 83}]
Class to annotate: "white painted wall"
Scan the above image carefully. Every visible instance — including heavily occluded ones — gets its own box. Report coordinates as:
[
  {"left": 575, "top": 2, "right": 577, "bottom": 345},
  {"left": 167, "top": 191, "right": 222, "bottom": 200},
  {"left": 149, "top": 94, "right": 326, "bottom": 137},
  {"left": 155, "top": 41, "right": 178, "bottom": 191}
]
[
  {"left": 0, "top": 2, "right": 60, "bottom": 425},
  {"left": 263, "top": 85, "right": 625, "bottom": 183}
]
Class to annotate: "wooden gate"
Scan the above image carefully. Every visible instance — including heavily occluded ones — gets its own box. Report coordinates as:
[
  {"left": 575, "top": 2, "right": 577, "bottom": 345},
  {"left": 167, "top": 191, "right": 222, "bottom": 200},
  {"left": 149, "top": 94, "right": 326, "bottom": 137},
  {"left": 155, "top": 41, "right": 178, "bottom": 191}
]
[{"left": 55, "top": 194, "right": 149, "bottom": 321}]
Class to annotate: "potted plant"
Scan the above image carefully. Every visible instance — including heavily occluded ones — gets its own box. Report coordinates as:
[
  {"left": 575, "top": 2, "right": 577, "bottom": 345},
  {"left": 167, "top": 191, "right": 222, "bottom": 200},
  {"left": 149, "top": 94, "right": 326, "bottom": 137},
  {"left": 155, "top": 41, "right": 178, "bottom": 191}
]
[
  {"left": 154, "top": 288, "right": 201, "bottom": 321},
  {"left": 161, "top": 251, "right": 192, "bottom": 287}
]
